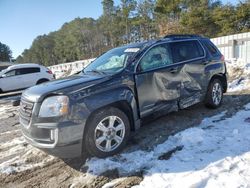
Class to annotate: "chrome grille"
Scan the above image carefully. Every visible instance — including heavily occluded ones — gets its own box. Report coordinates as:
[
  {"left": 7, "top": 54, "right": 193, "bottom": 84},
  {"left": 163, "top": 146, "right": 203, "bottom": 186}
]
[{"left": 19, "top": 98, "right": 34, "bottom": 127}]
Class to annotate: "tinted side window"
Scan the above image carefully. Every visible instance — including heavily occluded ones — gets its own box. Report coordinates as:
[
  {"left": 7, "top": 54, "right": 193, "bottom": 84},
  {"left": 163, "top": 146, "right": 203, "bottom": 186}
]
[
  {"left": 17, "top": 68, "right": 40, "bottom": 75},
  {"left": 203, "top": 40, "right": 219, "bottom": 56},
  {"left": 170, "top": 40, "right": 204, "bottom": 63},
  {"left": 139, "top": 44, "right": 173, "bottom": 72}
]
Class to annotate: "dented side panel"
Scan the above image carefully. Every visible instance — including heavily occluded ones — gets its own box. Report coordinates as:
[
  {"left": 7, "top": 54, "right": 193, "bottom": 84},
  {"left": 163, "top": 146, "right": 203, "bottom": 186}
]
[
  {"left": 135, "top": 58, "right": 212, "bottom": 115},
  {"left": 135, "top": 64, "right": 182, "bottom": 117},
  {"left": 178, "top": 59, "right": 208, "bottom": 109}
]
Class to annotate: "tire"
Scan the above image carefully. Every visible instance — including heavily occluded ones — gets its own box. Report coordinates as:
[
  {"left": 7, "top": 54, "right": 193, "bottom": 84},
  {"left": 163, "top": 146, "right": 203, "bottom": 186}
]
[
  {"left": 36, "top": 79, "right": 49, "bottom": 85},
  {"left": 204, "top": 79, "right": 223, "bottom": 109},
  {"left": 83, "top": 107, "right": 130, "bottom": 158}
]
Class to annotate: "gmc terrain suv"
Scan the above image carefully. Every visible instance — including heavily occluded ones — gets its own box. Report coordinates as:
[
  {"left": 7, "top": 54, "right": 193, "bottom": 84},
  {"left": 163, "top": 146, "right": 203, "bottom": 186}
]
[{"left": 20, "top": 35, "right": 227, "bottom": 158}]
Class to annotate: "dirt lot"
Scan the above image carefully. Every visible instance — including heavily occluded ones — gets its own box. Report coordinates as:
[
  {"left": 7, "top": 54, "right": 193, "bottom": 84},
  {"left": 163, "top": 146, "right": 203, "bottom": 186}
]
[{"left": 0, "top": 88, "right": 250, "bottom": 188}]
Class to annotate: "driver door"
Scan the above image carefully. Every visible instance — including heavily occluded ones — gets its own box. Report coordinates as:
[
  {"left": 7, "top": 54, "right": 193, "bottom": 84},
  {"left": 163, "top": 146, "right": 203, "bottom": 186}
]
[
  {"left": 1, "top": 69, "right": 21, "bottom": 91},
  {"left": 135, "top": 43, "right": 183, "bottom": 117}
]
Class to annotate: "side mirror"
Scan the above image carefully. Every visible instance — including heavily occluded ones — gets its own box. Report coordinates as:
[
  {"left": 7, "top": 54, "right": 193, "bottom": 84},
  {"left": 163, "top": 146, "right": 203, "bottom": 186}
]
[{"left": 136, "top": 64, "right": 142, "bottom": 73}]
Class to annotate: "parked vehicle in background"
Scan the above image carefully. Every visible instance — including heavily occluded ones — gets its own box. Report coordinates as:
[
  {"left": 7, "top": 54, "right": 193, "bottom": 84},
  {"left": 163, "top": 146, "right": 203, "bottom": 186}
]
[
  {"left": 20, "top": 35, "right": 227, "bottom": 158},
  {"left": 0, "top": 64, "right": 54, "bottom": 93}
]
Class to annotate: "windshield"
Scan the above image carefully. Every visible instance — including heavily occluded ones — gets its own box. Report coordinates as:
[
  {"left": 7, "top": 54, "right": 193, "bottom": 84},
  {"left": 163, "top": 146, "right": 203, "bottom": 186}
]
[
  {"left": 0, "top": 68, "right": 8, "bottom": 75},
  {"left": 84, "top": 46, "right": 140, "bottom": 74}
]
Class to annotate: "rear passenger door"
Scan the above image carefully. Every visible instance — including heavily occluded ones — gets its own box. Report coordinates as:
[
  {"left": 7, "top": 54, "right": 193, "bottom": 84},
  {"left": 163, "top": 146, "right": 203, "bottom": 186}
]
[
  {"left": 169, "top": 40, "right": 208, "bottom": 109},
  {"left": 18, "top": 67, "right": 40, "bottom": 88}
]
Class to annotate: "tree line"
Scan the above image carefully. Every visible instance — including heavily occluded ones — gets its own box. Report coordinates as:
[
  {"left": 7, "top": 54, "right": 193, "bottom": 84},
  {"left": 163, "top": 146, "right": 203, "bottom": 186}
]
[
  {"left": 0, "top": 42, "right": 12, "bottom": 62},
  {"left": 16, "top": 0, "right": 250, "bottom": 66}
]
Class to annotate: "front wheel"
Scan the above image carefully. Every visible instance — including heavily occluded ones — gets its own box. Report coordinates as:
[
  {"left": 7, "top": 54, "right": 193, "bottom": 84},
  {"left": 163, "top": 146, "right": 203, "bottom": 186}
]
[
  {"left": 84, "top": 107, "right": 130, "bottom": 158},
  {"left": 205, "top": 79, "right": 223, "bottom": 109}
]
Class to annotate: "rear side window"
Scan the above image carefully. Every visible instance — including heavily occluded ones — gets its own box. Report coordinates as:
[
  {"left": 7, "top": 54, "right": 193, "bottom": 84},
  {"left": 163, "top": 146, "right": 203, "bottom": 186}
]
[
  {"left": 203, "top": 40, "right": 219, "bottom": 56},
  {"left": 16, "top": 67, "right": 40, "bottom": 75},
  {"left": 170, "top": 40, "right": 204, "bottom": 63}
]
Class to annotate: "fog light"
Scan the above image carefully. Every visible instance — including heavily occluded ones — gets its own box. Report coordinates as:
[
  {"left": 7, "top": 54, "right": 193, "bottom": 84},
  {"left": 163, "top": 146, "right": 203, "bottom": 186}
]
[{"left": 50, "top": 130, "right": 55, "bottom": 141}]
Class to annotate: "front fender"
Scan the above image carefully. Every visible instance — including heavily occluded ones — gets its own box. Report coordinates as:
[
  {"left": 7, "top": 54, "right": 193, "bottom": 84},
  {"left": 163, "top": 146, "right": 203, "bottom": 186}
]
[
  {"left": 68, "top": 86, "right": 140, "bottom": 130},
  {"left": 85, "top": 87, "right": 140, "bottom": 129}
]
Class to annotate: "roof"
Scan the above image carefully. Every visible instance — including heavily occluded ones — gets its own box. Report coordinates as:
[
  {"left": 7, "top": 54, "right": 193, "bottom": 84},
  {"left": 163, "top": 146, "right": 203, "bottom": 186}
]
[
  {"left": 6, "top": 63, "right": 42, "bottom": 70},
  {"left": 163, "top": 34, "right": 203, "bottom": 39}
]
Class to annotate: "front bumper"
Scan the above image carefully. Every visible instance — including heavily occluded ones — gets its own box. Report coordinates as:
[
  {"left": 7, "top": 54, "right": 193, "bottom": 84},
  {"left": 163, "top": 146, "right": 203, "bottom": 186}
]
[{"left": 21, "top": 121, "right": 84, "bottom": 158}]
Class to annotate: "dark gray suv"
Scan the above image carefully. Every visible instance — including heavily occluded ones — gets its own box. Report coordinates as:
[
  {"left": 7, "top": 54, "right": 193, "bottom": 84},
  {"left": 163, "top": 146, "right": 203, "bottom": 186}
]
[{"left": 19, "top": 35, "right": 227, "bottom": 158}]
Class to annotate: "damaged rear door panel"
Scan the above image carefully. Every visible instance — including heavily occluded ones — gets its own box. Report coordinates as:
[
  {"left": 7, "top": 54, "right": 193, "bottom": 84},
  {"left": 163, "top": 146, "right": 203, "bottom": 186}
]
[{"left": 169, "top": 40, "right": 209, "bottom": 109}]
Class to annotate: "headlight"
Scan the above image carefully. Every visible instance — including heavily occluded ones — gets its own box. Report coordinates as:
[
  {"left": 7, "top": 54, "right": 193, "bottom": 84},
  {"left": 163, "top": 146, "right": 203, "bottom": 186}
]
[{"left": 39, "top": 96, "right": 69, "bottom": 117}]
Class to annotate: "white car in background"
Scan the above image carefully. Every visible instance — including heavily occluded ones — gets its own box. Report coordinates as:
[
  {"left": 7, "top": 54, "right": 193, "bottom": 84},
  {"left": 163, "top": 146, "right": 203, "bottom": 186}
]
[{"left": 0, "top": 64, "right": 54, "bottom": 93}]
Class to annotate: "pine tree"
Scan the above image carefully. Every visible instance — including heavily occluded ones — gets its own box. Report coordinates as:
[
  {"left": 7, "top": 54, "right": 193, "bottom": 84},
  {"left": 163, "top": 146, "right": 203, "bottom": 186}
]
[{"left": 0, "top": 42, "right": 12, "bottom": 62}]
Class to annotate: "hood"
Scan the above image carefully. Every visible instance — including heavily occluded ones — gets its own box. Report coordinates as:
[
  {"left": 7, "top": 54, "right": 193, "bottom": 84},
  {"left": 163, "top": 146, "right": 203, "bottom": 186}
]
[
  {"left": 0, "top": 69, "right": 7, "bottom": 76},
  {"left": 22, "top": 73, "right": 109, "bottom": 102}
]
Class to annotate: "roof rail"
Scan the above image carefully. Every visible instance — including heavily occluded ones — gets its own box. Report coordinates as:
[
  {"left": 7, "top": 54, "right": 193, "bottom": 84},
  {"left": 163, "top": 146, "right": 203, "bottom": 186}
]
[{"left": 163, "top": 34, "right": 202, "bottom": 39}]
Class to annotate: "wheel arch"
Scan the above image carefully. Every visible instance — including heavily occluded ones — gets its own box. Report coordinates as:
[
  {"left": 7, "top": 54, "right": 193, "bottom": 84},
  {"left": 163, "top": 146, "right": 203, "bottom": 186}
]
[
  {"left": 36, "top": 78, "right": 49, "bottom": 85},
  {"left": 76, "top": 87, "right": 140, "bottom": 155},
  {"left": 209, "top": 74, "right": 227, "bottom": 93},
  {"left": 84, "top": 100, "right": 136, "bottom": 134}
]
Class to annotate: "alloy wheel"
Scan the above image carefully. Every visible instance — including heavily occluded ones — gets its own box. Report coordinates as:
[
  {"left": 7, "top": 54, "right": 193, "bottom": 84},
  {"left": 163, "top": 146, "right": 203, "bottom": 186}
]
[
  {"left": 212, "top": 82, "right": 222, "bottom": 105},
  {"left": 94, "top": 116, "right": 125, "bottom": 152}
]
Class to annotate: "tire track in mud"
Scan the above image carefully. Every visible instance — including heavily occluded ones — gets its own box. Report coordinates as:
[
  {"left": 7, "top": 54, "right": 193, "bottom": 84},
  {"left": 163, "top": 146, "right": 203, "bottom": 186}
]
[{"left": 0, "top": 91, "right": 250, "bottom": 188}]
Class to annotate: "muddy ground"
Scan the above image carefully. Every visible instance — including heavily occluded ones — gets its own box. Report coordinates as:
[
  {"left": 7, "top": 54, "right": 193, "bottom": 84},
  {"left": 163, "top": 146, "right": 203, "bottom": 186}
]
[{"left": 0, "top": 90, "right": 250, "bottom": 188}]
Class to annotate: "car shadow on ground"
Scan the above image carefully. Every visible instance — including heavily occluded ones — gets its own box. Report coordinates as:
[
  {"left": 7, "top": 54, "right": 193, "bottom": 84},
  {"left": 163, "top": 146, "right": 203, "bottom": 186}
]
[
  {"left": 62, "top": 92, "right": 250, "bottom": 177},
  {"left": 63, "top": 155, "right": 89, "bottom": 170}
]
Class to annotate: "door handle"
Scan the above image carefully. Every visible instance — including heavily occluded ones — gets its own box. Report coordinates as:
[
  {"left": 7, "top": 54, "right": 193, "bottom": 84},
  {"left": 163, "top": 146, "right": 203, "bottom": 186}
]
[{"left": 169, "top": 67, "right": 178, "bottom": 73}]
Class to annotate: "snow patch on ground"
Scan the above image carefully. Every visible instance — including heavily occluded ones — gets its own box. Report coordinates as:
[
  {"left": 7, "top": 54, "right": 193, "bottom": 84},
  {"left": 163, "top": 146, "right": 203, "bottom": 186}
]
[
  {"left": 0, "top": 136, "right": 55, "bottom": 174},
  {"left": 84, "top": 104, "right": 250, "bottom": 187},
  {"left": 102, "top": 177, "right": 127, "bottom": 188},
  {"left": 227, "top": 59, "right": 250, "bottom": 92},
  {"left": 0, "top": 104, "right": 17, "bottom": 120},
  {"left": 0, "top": 129, "right": 20, "bottom": 137},
  {"left": 228, "top": 77, "right": 250, "bottom": 92},
  {"left": 0, "top": 149, "right": 54, "bottom": 175}
]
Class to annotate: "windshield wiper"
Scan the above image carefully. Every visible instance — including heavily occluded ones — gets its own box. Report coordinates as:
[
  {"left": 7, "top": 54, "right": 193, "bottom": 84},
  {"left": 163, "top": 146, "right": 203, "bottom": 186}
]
[{"left": 85, "top": 70, "right": 107, "bottom": 75}]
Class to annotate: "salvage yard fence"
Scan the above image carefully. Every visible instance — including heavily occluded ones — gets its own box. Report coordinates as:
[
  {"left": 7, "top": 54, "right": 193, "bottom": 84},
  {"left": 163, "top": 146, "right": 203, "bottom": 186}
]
[{"left": 211, "top": 32, "right": 250, "bottom": 63}]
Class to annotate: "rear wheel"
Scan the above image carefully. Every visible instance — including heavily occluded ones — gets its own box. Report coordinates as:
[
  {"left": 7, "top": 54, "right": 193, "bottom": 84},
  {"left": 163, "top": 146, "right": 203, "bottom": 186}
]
[
  {"left": 36, "top": 79, "right": 49, "bottom": 85},
  {"left": 205, "top": 79, "right": 223, "bottom": 109},
  {"left": 84, "top": 107, "right": 130, "bottom": 158}
]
